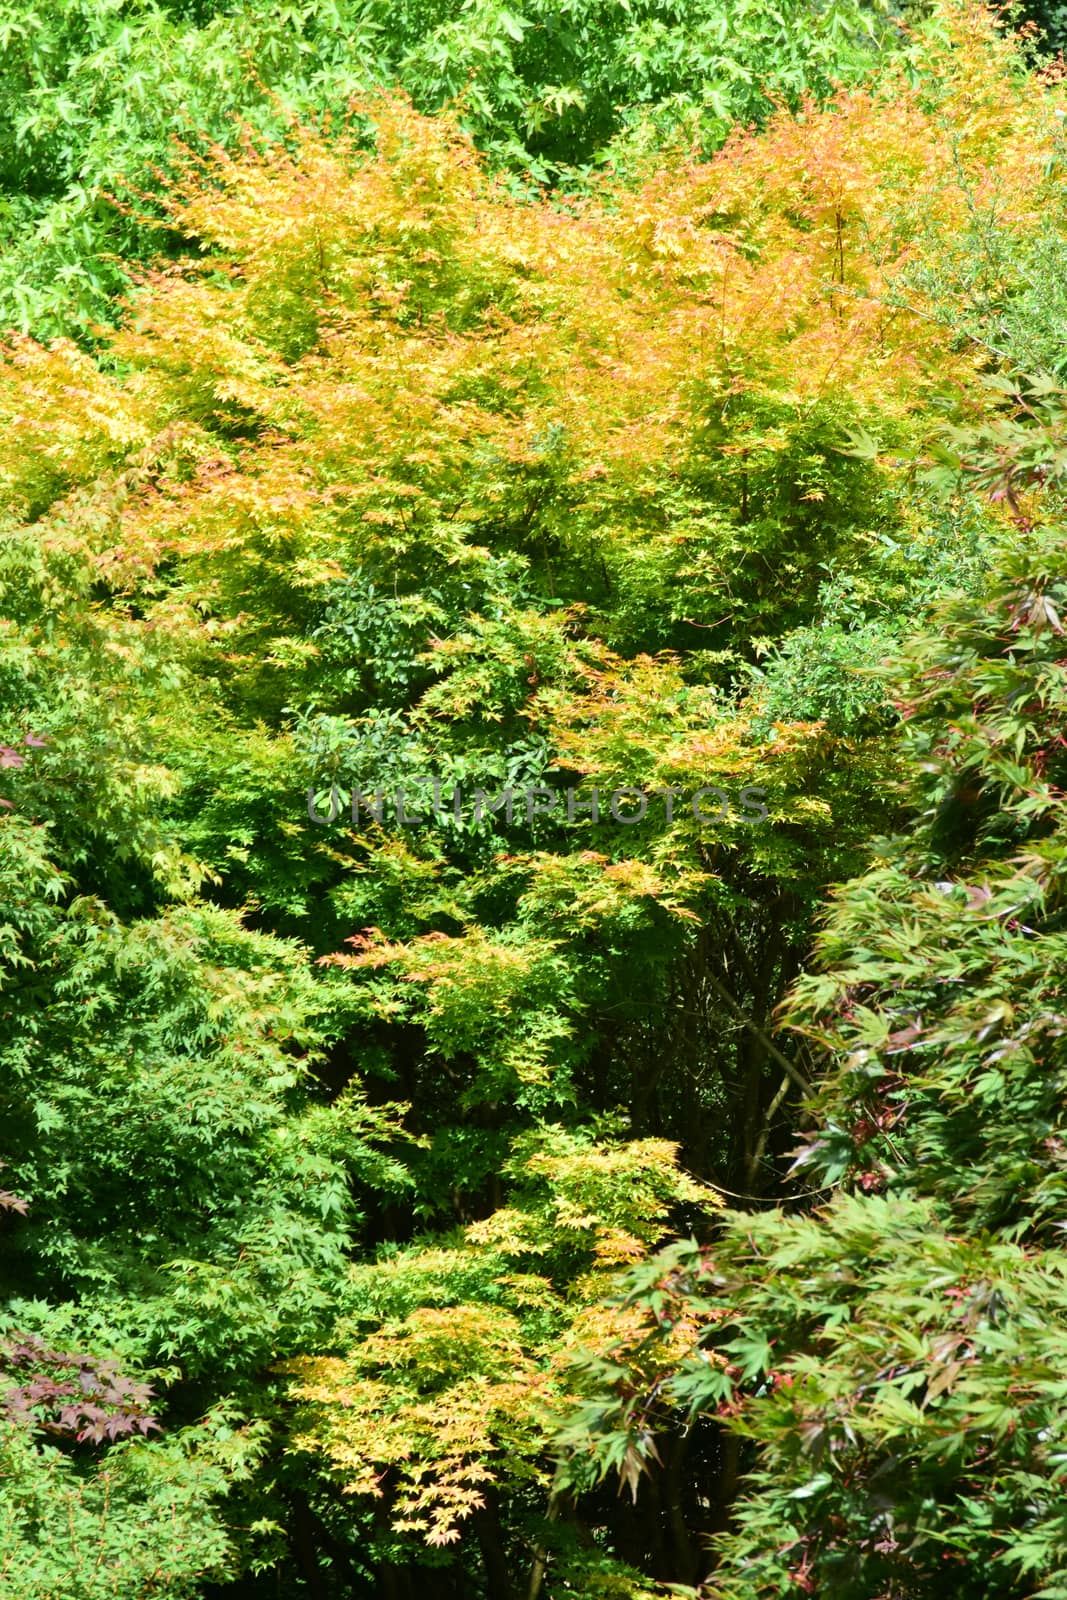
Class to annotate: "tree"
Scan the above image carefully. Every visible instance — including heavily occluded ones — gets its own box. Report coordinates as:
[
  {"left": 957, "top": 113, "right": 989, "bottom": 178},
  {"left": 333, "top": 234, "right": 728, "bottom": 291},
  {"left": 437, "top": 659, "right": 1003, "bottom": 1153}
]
[
  {"left": 3, "top": 5, "right": 1065, "bottom": 1592},
  {"left": 555, "top": 354, "right": 1067, "bottom": 1600}
]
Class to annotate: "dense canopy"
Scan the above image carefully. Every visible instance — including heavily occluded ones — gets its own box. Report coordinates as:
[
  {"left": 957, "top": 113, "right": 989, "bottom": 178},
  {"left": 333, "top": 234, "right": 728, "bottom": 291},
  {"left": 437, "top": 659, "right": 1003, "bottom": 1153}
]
[{"left": 5, "top": 3, "right": 1067, "bottom": 1597}]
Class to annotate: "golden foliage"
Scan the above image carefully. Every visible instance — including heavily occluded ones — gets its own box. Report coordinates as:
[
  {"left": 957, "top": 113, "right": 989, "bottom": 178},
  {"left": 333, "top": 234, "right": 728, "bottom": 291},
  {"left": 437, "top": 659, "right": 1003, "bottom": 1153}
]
[{"left": 5, "top": 9, "right": 1060, "bottom": 596}]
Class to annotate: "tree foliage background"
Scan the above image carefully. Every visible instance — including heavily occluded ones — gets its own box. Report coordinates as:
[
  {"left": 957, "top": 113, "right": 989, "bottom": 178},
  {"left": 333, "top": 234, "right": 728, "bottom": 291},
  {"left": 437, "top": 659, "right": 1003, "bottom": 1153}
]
[{"left": 3, "top": 3, "right": 1067, "bottom": 1597}]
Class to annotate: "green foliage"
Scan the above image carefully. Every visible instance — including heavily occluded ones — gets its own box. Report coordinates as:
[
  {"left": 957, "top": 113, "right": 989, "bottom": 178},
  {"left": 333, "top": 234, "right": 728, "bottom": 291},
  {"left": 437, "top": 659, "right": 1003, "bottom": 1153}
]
[
  {"left": 0, "top": 531, "right": 412, "bottom": 1593},
  {"left": 562, "top": 1203, "right": 1067, "bottom": 1599},
  {"left": 0, "top": 1407, "right": 269, "bottom": 1600},
  {"left": 5, "top": 5, "right": 1067, "bottom": 1595}
]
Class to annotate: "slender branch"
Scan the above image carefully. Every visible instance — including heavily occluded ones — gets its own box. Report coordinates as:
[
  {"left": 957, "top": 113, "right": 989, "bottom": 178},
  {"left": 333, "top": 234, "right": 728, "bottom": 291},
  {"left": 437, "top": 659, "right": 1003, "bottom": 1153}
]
[
  {"left": 527, "top": 1488, "right": 562, "bottom": 1600},
  {"left": 701, "top": 971, "right": 812, "bottom": 1097},
  {"left": 745, "top": 1070, "right": 794, "bottom": 1191}
]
